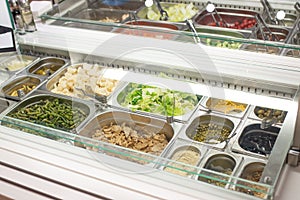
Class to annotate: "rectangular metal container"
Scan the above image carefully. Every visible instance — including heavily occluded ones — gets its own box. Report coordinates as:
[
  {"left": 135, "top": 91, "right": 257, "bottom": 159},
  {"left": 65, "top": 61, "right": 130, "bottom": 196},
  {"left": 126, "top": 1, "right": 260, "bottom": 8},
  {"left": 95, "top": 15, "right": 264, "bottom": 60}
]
[
  {"left": 72, "top": 8, "right": 131, "bottom": 23},
  {"left": 45, "top": 63, "right": 123, "bottom": 102},
  {"left": 200, "top": 96, "right": 249, "bottom": 118},
  {"left": 193, "top": 8, "right": 257, "bottom": 31},
  {"left": 241, "top": 44, "right": 281, "bottom": 55},
  {"left": 89, "top": 0, "right": 145, "bottom": 11},
  {"left": 3, "top": 93, "right": 94, "bottom": 140},
  {"left": 76, "top": 110, "right": 177, "bottom": 165},
  {"left": 231, "top": 119, "right": 281, "bottom": 159},
  {"left": 159, "top": 138, "right": 208, "bottom": 177},
  {"left": 1, "top": 75, "right": 43, "bottom": 101},
  {"left": 253, "top": 26, "right": 290, "bottom": 42},
  {"left": 27, "top": 57, "right": 68, "bottom": 78},
  {"left": 111, "top": 82, "right": 202, "bottom": 123},
  {"left": 136, "top": 2, "right": 199, "bottom": 23},
  {"left": 178, "top": 111, "right": 241, "bottom": 149}
]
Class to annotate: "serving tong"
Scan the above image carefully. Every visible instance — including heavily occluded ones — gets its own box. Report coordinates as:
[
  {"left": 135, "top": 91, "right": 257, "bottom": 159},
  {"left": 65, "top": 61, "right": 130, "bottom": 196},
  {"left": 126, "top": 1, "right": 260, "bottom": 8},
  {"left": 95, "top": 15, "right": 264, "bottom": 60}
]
[
  {"left": 260, "top": 0, "right": 289, "bottom": 27},
  {"left": 75, "top": 85, "right": 108, "bottom": 109},
  {"left": 260, "top": 110, "right": 285, "bottom": 129},
  {"left": 206, "top": 2, "right": 229, "bottom": 28},
  {"left": 186, "top": 19, "right": 201, "bottom": 43},
  {"left": 154, "top": 0, "right": 168, "bottom": 21}
]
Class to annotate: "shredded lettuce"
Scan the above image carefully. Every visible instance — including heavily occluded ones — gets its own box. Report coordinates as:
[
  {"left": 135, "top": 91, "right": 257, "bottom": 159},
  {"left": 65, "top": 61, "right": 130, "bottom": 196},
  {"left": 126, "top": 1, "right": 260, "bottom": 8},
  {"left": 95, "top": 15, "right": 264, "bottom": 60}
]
[
  {"left": 146, "top": 3, "right": 198, "bottom": 22},
  {"left": 121, "top": 83, "right": 200, "bottom": 116}
]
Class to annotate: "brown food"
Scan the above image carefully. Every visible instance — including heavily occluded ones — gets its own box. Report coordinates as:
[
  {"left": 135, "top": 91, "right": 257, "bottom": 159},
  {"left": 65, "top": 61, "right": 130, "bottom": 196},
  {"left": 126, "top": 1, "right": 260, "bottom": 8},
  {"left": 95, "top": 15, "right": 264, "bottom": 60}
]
[
  {"left": 237, "top": 169, "right": 268, "bottom": 198},
  {"left": 87, "top": 122, "right": 168, "bottom": 156}
]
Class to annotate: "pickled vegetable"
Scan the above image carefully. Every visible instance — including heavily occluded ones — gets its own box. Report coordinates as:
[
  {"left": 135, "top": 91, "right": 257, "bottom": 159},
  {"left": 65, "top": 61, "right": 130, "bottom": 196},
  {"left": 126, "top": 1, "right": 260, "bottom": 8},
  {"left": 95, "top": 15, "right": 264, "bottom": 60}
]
[
  {"left": 121, "top": 83, "right": 200, "bottom": 116},
  {"left": 146, "top": 3, "right": 198, "bottom": 22},
  {"left": 34, "top": 66, "right": 56, "bottom": 75},
  {"left": 192, "top": 123, "right": 231, "bottom": 144},
  {"left": 7, "top": 98, "right": 87, "bottom": 138},
  {"left": 9, "top": 84, "right": 36, "bottom": 97}
]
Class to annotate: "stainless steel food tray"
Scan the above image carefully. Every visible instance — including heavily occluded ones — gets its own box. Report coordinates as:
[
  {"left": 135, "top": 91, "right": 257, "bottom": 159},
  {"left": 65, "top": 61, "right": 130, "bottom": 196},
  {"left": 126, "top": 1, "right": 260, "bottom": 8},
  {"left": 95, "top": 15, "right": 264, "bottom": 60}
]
[
  {"left": 230, "top": 158, "right": 268, "bottom": 199},
  {"left": 178, "top": 111, "right": 241, "bottom": 150},
  {"left": 200, "top": 96, "right": 249, "bottom": 118},
  {"left": 3, "top": 93, "right": 94, "bottom": 136},
  {"left": 195, "top": 149, "right": 243, "bottom": 189},
  {"left": 45, "top": 63, "right": 124, "bottom": 103},
  {"left": 247, "top": 105, "right": 287, "bottom": 125},
  {"left": 110, "top": 82, "right": 202, "bottom": 123},
  {"left": 231, "top": 119, "right": 281, "bottom": 159},
  {"left": 0, "top": 54, "right": 38, "bottom": 73},
  {"left": 193, "top": 8, "right": 258, "bottom": 31},
  {"left": 158, "top": 138, "right": 209, "bottom": 177},
  {"left": 0, "top": 75, "right": 44, "bottom": 101},
  {"left": 26, "top": 57, "right": 68, "bottom": 78},
  {"left": 136, "top": 2, "right": 199, "bottom": 23},
  {"left": 76, "top": 110, "right": 180, "bottom": 166}
]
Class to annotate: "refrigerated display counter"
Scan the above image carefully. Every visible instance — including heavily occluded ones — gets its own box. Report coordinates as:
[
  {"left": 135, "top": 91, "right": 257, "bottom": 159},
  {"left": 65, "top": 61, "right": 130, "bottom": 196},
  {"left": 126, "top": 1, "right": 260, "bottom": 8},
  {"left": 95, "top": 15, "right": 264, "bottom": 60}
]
[{"left": 1, "top": 0, "right": 300, "bottom": 200}]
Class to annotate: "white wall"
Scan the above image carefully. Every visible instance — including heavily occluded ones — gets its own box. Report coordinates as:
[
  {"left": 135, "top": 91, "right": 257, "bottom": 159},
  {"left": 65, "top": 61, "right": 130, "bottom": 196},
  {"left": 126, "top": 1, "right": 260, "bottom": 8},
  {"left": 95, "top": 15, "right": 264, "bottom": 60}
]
[{"left": 0, "top": 0, "right": 13, "bottom": 28}]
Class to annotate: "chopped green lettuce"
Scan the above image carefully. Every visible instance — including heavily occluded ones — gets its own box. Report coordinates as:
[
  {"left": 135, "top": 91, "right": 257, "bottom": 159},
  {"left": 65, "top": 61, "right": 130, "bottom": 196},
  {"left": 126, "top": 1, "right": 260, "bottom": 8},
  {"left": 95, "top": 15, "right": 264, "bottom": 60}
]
[{"left": 121, "top": 83, "right": 200, "bottom": 116}]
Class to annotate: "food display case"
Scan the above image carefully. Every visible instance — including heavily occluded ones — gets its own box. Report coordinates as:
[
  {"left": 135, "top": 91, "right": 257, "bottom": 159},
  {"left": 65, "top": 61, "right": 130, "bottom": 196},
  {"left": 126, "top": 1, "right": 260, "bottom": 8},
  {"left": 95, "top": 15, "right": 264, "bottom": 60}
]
[{"left": 2, "top": 0, "right": 300, "bottom": 200}]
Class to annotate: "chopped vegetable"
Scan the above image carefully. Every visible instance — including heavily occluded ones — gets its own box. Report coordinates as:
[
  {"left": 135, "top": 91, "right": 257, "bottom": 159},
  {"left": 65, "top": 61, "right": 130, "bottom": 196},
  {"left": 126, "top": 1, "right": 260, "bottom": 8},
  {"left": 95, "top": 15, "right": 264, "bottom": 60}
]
[
  {"left": 121, "top": 83, "right": 200, "bottom": 116},
  {"left": 146, "top": 3, "right": 198, "bottom": 22}
]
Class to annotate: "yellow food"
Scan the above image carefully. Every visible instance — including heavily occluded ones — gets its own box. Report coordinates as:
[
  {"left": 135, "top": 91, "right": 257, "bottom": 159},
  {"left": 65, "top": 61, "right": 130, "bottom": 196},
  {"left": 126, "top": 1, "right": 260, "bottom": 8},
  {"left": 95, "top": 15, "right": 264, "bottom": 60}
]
[{"left": 206, "top": 98, "right": 247, "bottom": 114}]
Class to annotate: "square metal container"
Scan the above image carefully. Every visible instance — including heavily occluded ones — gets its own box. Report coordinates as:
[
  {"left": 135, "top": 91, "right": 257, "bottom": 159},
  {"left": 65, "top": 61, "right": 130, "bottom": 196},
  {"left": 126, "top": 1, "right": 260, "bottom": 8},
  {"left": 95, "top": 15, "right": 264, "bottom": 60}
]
[
  {"left": 76, "top": 110, "right": 179, "bottom": 165},
  {"left": 158, "top": 138, "right": 209, "bottom": 177},
  {"left": 200, "top": 96, "right": 249, "bottom": 118},
  {"left": 247, "top": 105, "right": 287, "bottom": 125},
  {"left": 231, "top": 119, "right": 281, "bottom": 159},
  {"left": 195, "top": 149, "right": 242, "bottom": 189},
  {"left": 264, "top": 13, "right": 297, "bottom": 28},
  {"left": 284, "top": 49, "right": 300, "bottom": 58},
  {"left": 230, "top": 158, "right": 269, "bottom": 199},
  {"left": 178, "top": 111, "right": 241, "bottom": 150},
  {"left": 3, "top": 93, "right": 94, "bottom": 140},
  {"left": 1, "top": 75, "right": 43, "bottom": 101},
  {"left": 27, "top": 57, "right": 68, "bottom": 78},
  {"left": 111, "top": 82, "right": 202, "bottom": 123}
]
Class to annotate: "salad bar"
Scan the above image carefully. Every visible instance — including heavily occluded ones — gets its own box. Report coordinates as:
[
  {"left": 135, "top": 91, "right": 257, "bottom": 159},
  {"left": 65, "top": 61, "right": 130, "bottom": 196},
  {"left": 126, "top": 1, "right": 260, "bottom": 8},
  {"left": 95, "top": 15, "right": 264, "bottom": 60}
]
[
  {"left": 0, "top": 48, "right": 297, "bottom": 199},
  {"left": 42, "top": 0, "right": 300, "bottom": 57},
  {"left": 1, "top": 0, "right": 300, "bottom": 200}
]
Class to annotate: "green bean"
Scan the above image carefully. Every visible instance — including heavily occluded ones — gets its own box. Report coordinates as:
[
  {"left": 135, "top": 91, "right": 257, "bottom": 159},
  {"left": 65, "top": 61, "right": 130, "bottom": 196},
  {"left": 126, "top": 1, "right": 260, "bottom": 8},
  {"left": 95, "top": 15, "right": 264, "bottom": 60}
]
[{"left": 6, "top": 98, "right": 87, "bottom": 139}]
